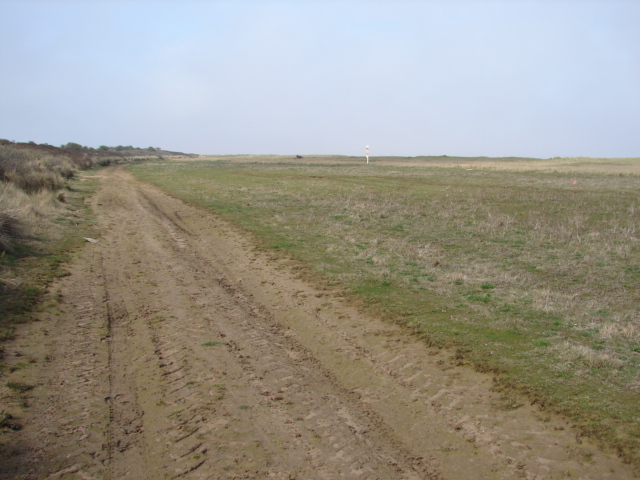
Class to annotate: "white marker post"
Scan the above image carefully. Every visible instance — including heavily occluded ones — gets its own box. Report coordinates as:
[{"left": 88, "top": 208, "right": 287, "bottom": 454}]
[{"left": 366, "top": 145, "right": 369, "bottom": 164}]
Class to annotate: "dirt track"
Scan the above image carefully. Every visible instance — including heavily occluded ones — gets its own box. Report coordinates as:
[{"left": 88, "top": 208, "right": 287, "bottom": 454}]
[{"left": 1, "top": 167, "right": 635, "bottom": 479}]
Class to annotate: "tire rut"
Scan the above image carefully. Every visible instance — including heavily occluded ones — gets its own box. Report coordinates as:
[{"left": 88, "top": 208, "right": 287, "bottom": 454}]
[{"left": 102, "top": 253, "right": 148, "bottom": 479}]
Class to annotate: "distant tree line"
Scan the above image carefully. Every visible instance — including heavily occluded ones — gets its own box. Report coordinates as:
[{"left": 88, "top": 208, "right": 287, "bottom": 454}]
[{"left": 1, "top": 138, "right": 197, "bottom": 193}]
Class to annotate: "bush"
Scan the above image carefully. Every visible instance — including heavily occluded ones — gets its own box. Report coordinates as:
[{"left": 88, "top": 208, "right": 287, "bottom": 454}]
[
  {"left": 0, "top": 145, "right": 75, "bottom": 193},
  {"left": 61, "top": 142, "right": 83, "bottom": 151},
  {"left": 0, "top": 181, "right": 78, "bottom": 253}
]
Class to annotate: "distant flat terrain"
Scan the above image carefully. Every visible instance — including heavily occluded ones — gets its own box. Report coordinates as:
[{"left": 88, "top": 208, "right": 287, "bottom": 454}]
[{"left": 194, "top": 154, "right": 640, "bottom": 175}]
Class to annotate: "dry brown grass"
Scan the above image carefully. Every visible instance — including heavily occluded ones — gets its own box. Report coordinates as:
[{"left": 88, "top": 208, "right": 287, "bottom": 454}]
[
  {"left": 554, "top": 341, "right": 626, "bottom": 369},
  {"left": 0, "top": 184, "right": 25, "bottom": 252},
  {"left": 0, "top": 144, "right": 74, "bottom": 193},
  {"left": 0, "top": 182, "right": 78, "bottom": 253}
]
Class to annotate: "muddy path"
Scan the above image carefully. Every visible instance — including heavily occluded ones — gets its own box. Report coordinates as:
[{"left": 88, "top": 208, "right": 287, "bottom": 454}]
[{"left": 0, "top": 167, "right": 635, "bottom": 479}]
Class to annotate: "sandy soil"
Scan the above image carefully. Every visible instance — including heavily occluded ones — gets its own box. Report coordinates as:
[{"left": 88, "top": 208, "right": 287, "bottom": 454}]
[{"left": 0, "top": 167, "right": 636, "bottom": 479}]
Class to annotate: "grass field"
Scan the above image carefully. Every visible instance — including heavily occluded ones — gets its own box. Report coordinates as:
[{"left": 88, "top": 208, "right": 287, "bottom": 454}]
[{"left": 130, "top": 155, "right": 640, "bottom": 463}]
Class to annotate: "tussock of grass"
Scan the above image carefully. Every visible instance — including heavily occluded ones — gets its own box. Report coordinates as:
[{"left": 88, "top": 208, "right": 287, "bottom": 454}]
[
  {"left": 0, "top": 143, "right": 75, "bottom": 193},
  {"left": 0, "top": 182, "right": 80, "bottom": 253},
  {"left": 554, "top": 341, "right": 625, "bottom": 369},
  {"left": 130, "top": 157, "right": 640, "bottom": 466}
]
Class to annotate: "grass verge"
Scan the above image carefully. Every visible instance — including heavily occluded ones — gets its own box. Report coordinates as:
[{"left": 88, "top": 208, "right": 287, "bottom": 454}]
[
  {"left": 129, "top": 156, "right": 640, "bottom": 466},
  {"left": 0, "top": 174, "right": 98, "bottom": 362}
]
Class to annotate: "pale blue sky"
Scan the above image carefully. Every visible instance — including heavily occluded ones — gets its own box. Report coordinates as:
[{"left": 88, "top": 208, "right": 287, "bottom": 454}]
[{"left": 1, "top": 0, "right": 638, "bottom": 157}]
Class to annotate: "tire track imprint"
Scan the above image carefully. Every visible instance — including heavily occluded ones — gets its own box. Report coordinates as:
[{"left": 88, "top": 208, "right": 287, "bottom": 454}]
[{"left": 101, "top": 251, "right": 148, "bottom": 480}]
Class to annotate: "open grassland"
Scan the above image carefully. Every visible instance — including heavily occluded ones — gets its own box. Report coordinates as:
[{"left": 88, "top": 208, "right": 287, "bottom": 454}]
[{"left": 130, "top": 155, "right": 640, "bottom": 464}]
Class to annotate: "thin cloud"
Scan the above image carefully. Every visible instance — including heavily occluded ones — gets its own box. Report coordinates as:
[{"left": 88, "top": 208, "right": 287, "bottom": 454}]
[{"left": 1, "top": 0, "right": 638, "bottom": 157}]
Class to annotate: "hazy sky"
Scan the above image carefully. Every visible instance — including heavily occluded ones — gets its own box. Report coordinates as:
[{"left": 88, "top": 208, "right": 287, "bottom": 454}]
[{"left": 1, "top": 0, "right": 639, "bottom": 157}]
